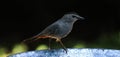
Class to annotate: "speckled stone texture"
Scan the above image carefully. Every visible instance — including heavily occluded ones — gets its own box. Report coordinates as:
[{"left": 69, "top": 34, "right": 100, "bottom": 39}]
[{"left": 8, "top": 48, "right": 120, "bottom": 57}]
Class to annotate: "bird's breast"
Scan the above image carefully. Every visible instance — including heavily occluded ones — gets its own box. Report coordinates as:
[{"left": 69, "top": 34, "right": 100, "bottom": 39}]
[{"left": 55, "top": 22, "right": 73, "bottom": 38}]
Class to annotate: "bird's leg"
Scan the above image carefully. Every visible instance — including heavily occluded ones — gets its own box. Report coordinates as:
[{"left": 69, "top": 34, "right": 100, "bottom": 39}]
[
  {"left": 48, "top": 38, "right": 51, "bottom": 50},
  {"left": 56, "top": 38, "right": 67, "bottom": 53}
]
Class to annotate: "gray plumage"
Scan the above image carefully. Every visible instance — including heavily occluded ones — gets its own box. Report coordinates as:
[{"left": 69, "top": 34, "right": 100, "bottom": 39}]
[
  {"left": 23, "top": 12, "right": 84, "bottom": 52},
  {"left": 33, "top": 12, "right": 84, "bottom": 39}
]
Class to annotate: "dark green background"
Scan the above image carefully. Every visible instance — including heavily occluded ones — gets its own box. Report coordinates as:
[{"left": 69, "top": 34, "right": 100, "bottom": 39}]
[{"left": 0, "top": 0, "right": 120, "bottom": 53}]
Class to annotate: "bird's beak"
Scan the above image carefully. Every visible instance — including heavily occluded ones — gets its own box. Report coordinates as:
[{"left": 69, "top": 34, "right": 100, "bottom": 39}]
[{"left": 76, "top": 16, "right": 85, "bottom": 20}]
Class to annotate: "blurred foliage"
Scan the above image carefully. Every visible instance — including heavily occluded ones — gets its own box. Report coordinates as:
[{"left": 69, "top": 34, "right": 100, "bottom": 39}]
[
  {"left": 12, "top": 44, "right": 28, "bottom": 54},
  {"left": 97, "top": 32, "right": 120, "bottom": 49},
  {"left": 73, "top": 42, "right": 85, "bottom": 48},
  {"left": 0, "top": 47, "right": 8, "bottom": 57},
  {"left": 0, "top": 44, "right": 28, "bottom": 57},
  {"left": 73, "top": 44, "right": 85, "bottom": 48},
  {"left": 36, "top": 44, "right": 48, "bottom": 50}
]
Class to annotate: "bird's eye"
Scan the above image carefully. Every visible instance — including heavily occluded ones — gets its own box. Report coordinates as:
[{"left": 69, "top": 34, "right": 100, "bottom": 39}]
[{"left": 72, "top": 15, "right": 76, "bottom": 18}]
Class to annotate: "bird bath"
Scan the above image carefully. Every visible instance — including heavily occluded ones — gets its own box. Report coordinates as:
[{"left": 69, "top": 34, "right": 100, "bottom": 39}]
[{"left": 8, "top": 48, "right": 120, "bottom": 57}]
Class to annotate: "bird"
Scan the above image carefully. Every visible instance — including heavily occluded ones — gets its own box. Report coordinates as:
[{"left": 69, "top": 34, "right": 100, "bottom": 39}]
[{"left": 22, "top": 12, "right": 84, "bottom": 52}]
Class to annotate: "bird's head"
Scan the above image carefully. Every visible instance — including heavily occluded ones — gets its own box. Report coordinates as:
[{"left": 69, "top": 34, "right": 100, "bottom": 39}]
[{"left": 63, "top": 12, "right": 85, "bottom": 21}]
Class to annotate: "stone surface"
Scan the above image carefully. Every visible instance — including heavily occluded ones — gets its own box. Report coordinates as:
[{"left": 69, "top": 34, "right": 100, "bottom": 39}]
[{"left": 8, "top": 48, "right": 120, "bottom": 57}]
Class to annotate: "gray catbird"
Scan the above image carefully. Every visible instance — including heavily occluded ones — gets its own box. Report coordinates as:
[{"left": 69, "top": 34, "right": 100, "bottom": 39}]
[{"left": 23, "top": 12, "right": 84, "bottom": 52}]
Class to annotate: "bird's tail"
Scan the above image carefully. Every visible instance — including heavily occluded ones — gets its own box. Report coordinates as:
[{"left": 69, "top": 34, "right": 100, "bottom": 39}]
[
  {"left": 21, "top": 34, "right": 50, "bottom": 44},
  {"left": 21, "top": 35, "right": 41, "bottom": 44}
]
